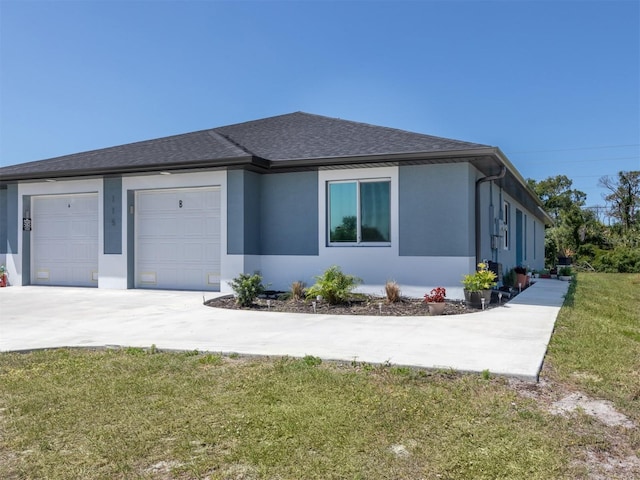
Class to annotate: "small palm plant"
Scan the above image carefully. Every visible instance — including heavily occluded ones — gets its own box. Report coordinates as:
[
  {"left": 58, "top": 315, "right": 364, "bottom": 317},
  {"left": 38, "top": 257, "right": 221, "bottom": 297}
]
[{"left": 306, "top": 266, "right": 362, "bottom": 305}]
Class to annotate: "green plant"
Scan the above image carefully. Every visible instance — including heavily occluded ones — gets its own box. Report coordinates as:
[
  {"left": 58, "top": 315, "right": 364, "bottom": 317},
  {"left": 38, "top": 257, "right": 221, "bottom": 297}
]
[
  {"left": 461, "top": 263, "right": 497, "bottom": 292},
  {"left": 558, "top": 266, "right": 573, "bottom": 277},
  {"left": 230, "top": 272, "right": 265, "bottom": 307},
  {"left": 302, "top": 355, "right": 322, "bottom": 367},
  {"left": 306, "top": 265, "right": 362, "bottom": 305},
  {"left": 290, "top": 281, "right": 306, "bottom": 301},
  {"left": 502, "top": 268, "right": 515, "bottom": 288},
  {"left": 385, "top": 280, "right": 401, "bottom": 303},
  {"left": 198, "top": 353, "right": 224, "bottom": 365}
]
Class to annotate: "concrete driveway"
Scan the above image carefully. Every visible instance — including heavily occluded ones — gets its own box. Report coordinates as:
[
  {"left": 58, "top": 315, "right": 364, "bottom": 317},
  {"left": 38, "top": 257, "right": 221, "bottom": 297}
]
[{"left": 0, "top": 279, "right": 569, "bottom": 381}]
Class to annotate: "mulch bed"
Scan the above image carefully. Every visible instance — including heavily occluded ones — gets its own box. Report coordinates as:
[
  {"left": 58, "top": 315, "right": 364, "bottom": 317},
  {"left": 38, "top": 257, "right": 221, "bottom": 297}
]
[{"left": 206, "top": 294, "right": 499, "bottom": 316}]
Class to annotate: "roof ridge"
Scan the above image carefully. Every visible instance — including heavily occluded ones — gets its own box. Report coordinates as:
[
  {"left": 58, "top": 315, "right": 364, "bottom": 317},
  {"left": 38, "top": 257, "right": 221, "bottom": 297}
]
[
  {"left": 207, "top": 130, "right": 257, "bottom": 158},
  {"left": 217, "top": 111, "right": 490, "bottom": 149}
]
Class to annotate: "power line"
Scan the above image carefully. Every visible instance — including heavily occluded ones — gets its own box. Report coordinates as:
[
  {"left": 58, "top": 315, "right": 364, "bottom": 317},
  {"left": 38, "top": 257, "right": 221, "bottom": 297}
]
[
  {"left": 507, "top": 144, "right": 640, "bottom": 155},
  {"left": 520, "top": 155, "right": 640, "bottom": 165}
]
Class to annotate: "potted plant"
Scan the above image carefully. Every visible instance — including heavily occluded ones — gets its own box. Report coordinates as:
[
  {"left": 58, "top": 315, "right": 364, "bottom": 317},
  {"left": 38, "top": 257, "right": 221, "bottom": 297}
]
[
  {"left": 513, "top": 266, "right": 528, "bottom": 289},
  {"left": 462, "top": 263, "right": 497, "bottom": 307},
  {"left": 424, "top": 287, "right": 446, "bottom": 315},
  {"left": 0, "top": 265, "right": 7, "bottom": 288},
  {"left": 539, "top": 269, "right": 551, "bottom": 279},
  {"left": 558, "top": 266, "right": 573, "bottom": 281}
]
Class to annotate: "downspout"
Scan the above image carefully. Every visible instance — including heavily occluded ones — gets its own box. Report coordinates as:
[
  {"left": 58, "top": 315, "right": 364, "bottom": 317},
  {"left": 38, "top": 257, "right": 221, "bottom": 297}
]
[{"left": 475, "top": 166, "right": 506, "bottom": 265}]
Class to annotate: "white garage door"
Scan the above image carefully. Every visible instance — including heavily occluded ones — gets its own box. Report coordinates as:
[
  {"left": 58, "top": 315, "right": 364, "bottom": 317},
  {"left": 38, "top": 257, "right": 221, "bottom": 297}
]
[
  {"left": 135, "top": 187, "right": 221, "bottom": 291},
  {"left": 31, "top": 193, "right": 99, "bottom": 287}
]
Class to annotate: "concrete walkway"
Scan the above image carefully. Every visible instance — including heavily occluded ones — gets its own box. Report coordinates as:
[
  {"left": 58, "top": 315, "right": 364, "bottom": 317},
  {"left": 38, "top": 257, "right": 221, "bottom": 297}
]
[{"left": 0, "top": 279, "right": 569, "bottom": 381}]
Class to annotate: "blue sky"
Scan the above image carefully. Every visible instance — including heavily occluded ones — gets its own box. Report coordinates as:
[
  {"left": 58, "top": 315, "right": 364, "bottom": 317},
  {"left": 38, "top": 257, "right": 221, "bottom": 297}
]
[{"left": 1, "top": 0, "right": 638, "bottom": 208}]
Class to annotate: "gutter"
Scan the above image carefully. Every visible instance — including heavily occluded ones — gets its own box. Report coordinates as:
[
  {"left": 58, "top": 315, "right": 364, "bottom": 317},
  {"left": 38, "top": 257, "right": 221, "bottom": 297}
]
[{"left": 475, "top": 166, "right": 506, "bottom": 265}]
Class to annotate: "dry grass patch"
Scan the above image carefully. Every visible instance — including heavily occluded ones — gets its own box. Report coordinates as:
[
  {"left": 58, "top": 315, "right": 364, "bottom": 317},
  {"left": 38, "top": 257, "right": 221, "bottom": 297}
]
[{"left": 2, "top": 350, "right": 577, "bottom": 479}]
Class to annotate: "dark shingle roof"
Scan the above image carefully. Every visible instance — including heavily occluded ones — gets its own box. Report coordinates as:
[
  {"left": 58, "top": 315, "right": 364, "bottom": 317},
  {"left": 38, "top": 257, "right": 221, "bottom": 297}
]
[
  {"left": 0, "top": 130, "right": 251, "bottom": 179},
  {"left": 214, "top": 112, "right": 489, "bottom": 161},
  {"left": 0, "top": 112, "right": 491, "bottom": 180}
]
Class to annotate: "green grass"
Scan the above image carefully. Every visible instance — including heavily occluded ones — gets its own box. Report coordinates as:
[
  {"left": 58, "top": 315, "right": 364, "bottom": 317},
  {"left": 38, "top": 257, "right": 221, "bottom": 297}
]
[
  {"left": 0, "top": 273, "right": 637, "bottom": 479},
  {"left": 546, "top": 273, "right": 640, "bottom": 417}
]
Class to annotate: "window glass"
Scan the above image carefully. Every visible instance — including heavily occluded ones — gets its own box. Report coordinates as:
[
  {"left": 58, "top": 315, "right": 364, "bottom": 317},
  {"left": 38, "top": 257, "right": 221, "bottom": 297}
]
[
  {"left": 328, "top": 179, "right": 390, "bottom": 244},
  {"left": 329, "top": 182, "right": 357, "bottom": 242},
  {"left": 360, "top": 181, "right": 390, "bottom": 242}
]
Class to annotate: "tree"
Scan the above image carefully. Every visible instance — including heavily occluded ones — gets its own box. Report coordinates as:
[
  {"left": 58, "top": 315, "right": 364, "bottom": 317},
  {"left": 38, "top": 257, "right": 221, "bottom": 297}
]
[
  {"left": 527, "top": 175, "right": 586, "bottom": 220},
  {"left": 528, "top": 175, "right": 589, "bottom": 265},
  {"left": 598, "top": 171, "right": 640, "bottom": 231}
]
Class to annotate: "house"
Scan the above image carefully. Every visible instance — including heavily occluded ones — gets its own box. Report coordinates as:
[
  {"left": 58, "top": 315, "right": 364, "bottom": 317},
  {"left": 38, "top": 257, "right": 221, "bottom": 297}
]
[{"left": 0, "top": 112, "right": 551, "bottom": 297}]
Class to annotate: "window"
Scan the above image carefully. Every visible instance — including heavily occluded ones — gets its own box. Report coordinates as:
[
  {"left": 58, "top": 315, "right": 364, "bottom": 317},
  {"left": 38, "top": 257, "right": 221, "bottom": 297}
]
[
  {"left": 503, "top": 201, "right": 510, "bottom": 250},
  {"left": 533, "top": 221, "right": 536, "bottom": 259},
  {"left": 328, "top": 179, "right": 390, "bottom": 244},
  {"left": 524, "top": 214, "right": 528, "bottom": 260}
]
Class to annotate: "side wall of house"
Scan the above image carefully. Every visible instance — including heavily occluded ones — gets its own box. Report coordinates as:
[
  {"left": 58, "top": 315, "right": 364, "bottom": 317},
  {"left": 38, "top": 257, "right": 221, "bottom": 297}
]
[{"left": 476, "top": 177, "right": 545, "bottom": 282}]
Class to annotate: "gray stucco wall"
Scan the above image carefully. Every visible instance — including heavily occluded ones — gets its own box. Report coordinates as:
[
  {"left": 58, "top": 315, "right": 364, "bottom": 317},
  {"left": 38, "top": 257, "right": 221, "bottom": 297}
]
[
  {"left": 228, "top": 170, "right": 319, "bottom": 256},
  {"left": 0, "top": 188, "right": 7, "bottom": 254},
  {"left": 227, "top": 170, "right": 261, "bottom": 255},
  {"left": 260, "top": 171, "right": 318, "bottom": 255},
  {"left": 480, "top": 185, "right": 545, "bottom": 274},
  {"left": 103, "top": 177, "right": 123, "bottom": 254},
  {"left": 399, "top": 163, "right": 474, "bottom": 256},
  {"left": 5, "top": 185, "right": 19, "bottom": 254},
  {"left": 21, "top": 195, "right": 31, "bottom": 285},
  {"left": 127, "top": 190, "right": 135, "bottom": 288},
  {"left": 477, "top": 179, "right": 495, "bottom": 263}
]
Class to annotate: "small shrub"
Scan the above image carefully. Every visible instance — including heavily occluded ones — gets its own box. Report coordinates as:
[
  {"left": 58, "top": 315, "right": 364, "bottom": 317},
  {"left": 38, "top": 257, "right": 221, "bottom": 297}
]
[
  {"left": 199, "top": 353, "right": 224, "bottom": 366},
  {"left": 306, "top": 265, "right": 362, "bottom": 305},
  {"left": 230, "top": 272, "right": 265, "bottom": 307},
  {"left": 558, "top": 266, "right": 573, "bottom": 277},
  {"left": 302, "top": 355, "right": 322, "bottom": 367},
  {"left": 290, "top": 281, "right": 306, "bottom": 301},
  {"left": 385, "top": 280, "right": 401, "bottom": 303}
]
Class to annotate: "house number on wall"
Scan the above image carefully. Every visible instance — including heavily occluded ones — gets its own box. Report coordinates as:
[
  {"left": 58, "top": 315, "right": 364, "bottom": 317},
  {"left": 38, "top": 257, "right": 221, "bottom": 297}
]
[{"left": 179, "top": 200, "right": 183, "bottom": 208}]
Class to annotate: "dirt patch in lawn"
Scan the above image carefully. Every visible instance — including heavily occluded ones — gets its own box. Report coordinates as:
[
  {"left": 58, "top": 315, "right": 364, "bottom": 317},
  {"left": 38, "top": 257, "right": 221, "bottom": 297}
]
[
  {"left": 509, "top": 377, "right": 640, "bottom": 479},
  {"left": 205, "top": 294, "right": 499, "bottom": 316}
]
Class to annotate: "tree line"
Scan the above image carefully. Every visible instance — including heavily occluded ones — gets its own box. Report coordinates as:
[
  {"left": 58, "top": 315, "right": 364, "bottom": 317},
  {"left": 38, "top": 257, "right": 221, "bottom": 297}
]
[{"left": 527, "top": 171, "right": 640, "bottom": 273}]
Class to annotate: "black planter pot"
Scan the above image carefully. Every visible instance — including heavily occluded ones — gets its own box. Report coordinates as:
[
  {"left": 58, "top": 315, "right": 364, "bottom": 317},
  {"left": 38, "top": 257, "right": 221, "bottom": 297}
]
[
  {"left": 557, "top": 256, "right": 573, "bottom": 266},
  {"left": 463, "top": 289, "right": 492, "bottom": 308}
]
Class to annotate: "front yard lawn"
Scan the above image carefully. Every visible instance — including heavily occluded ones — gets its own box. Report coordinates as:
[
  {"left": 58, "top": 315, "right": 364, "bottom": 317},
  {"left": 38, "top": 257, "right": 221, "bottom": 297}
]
[{"left": 0, "top": 273, "right": 638, "bottom": 479}]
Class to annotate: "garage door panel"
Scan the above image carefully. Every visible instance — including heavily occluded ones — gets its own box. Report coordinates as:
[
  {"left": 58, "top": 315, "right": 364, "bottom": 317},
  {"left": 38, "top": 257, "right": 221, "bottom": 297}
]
[
  {"left": 31, "top": 194, "right": 98, "bottom": 287},
  {"left": 182, "top": 243, "right": 203, "bottom": 262},
  {"left": 135, "top": 187, "right": 221, "bottom": 291},
  {"left": 183, "top": 217, "right": 205, "bottom": 235},
  {"left": 37, "top": 219, "right": 69, "bottom": 237},
  {"left": 138, "top": 217, "right": 175, "bottom": 235},
  {"left": 138, "top": 191, "right": 175, "bottom": 211}
]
